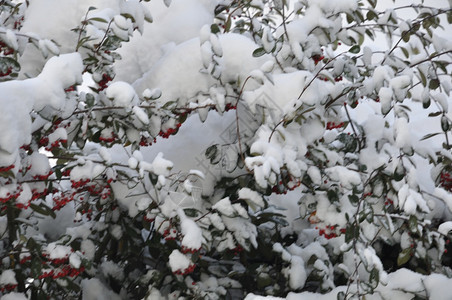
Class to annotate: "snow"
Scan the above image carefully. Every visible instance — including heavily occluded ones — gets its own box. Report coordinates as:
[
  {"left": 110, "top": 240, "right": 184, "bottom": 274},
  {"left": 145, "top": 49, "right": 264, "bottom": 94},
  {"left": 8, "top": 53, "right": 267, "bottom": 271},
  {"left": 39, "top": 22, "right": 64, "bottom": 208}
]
[
  {"left": 44, "top": 242, "right": 71, "bottom": 259},
  {"left": 245, "top": 268, "right": 452, "bottom": 300},
  {"left": 69, "top": 252, "right": 82, "bottom": 269},
  {"left": 288, "top": 256, "right": 307, "bottom": 290},
  {"left": 178, "top": 208, "right": 204, "bottom": 250},
  {"left": 133, "top": 33, "right": 269, "bottom": 104},
  {"left": 238, "top": 187, "right": 265, "bottom": 209},
  {"left": 168, "top": 249, "right": 192, "bottom": 273},
  {"left": 1, "top": 0, "right": 451, "bottom": 298},
  {"left": 325, "top": 166, "right": 361, "bottom": 189},
  {"left": 105, "top": 81, "right": 139, "bottom": 107},
  {"left": 81, "top": 239, "right": 96, "bottom": 260},
  {"left": 0, "top": 269, "right": 17, "bottom": 285},
  {"left": 151, "top": 153, "right": 174, "bottom": 175},
  {"left": 0, "top": 53, "right": 82, "bottom": 166},
  {"left": 438, "top": 221, "right": 452, "bottom": 236},
  {"left": 81, "top": 278, "right": 121, "bottom": 300},
  {"left": 212, "top": 197, "right": 235, "bottom": 217},
  {"left": 70, "top": 160, "right": 106, "bottom": 181},
  {"left": 1, "top": 293, "right": 28, "bottom": 300},
  {"left": 27, "top": 152, "right": 50, "bottom": 176},
  {"left": 101, "top": 261, "right": 124, "bottom": 281}
]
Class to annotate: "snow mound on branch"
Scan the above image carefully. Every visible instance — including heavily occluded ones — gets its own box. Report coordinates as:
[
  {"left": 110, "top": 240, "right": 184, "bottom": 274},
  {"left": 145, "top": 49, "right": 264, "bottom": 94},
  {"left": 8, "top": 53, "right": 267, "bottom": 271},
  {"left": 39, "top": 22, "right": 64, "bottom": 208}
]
[
  {"left": 168, "top": 249, "right": 192, "bottom": 273},
  {"left": 81, "top": 278, "right": 121, "bottom": 300},
  {"left": 2, "top": 293, "right": 28, "bottom": 300},
  {"left": 0, "top": 269, "right": 17, "bottom": 286},
  {"left": 115, "top": 0, "right": 221, "bottom": 83},
  {"left": 178, "top": 208, "right": 205, "bottom": 250},
  {"left": 133, "top": 33, "right": 268, "bottom": 104},
  {"left": 0, "top": 53, "right": 82, "bottom": 166},
  {"left": 105, "top": 81, "right": 139, "bottom": 107},
  {"left": 245, "top": 268, "right": 452, "bottom": 299}
]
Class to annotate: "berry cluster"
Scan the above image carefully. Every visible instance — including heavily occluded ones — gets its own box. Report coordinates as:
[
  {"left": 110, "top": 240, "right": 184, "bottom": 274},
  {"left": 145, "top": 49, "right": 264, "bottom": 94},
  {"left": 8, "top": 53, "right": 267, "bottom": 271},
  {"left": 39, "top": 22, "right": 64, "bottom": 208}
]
[
  {"left": 52, "top": 192, "right": 75, "bottom": 211},
  {"left": 31, "top": 188, "right": 48, "bottom": 201},
  {"left": 97, "top": 73, "right": 112, "bottom": 91},
  {"left": 0, "top": 66, "right": 13, "bottom": 77},
  {"left": 13, "top": 16, "right": 24, "bottom": 29},
  {"left": 384, "top": 198, "right": 394, "bottom": 206},
  {"left": 181, "top": 246, "right": 201, "bottom": 254},
  {"left": 317, "top": 76, "right": 330, "bottom": 82},
  {"left": 326, "top": 122, "right": 344, "bottom": 130},
  {"left": 0, "top": 284, "right": 18, "bottom": 292},
  {"left": 45, "top": 139, "right": 67, "bottom": 151},
  {"left": 0, "top": 164, "right": 14, "bottom": 172},
  {"left": 159, "top": 123, "right": 181, "bottom": 139},
  {"left": 173, "top": 264, "right": 196, "bottom": 275},
  {"left": 0, "top": 41, "right": 14, "bottom": 56},
  {"left": 64, "top": 85, "right": 76, "bottom": 92},
  {"left": 0, "top": 185, "right": 21, "bottom": 203},
  {"left": 71, "top": 179, "right": 90, "bottom": 189},
  {"left": 271, "top": 179, "right": 301, "bottom": 194},
  {"left": 225, "top": 103, "right": 237, "bottom": 111},
  {"left": 143, "top": 215, "right": 155, "bottom": 223},
  {"left": 33, "top": 170, "right": 54, "bottom": 181},
  {"left": 163, "top": 228, "right": 178, "bottom": 241},
  {"left": 99, "top": 132, "right": 117, "bottom": 143},
  {"left": 139, "top": 136, "right": 157, "bottom": 147},
  {"left": 38, "top": 265, "right": 85, "bottom": 280},
  {"left": 440, "top": 171, "right": 452, "bottom": 192},
  {"left": 230, "top": 245, "right": 243, "bottom": 256},
  {"left": 316, "top": 225, "right": 346, "bottom": 240},
  {"left": 38, "top": 119, "right": 71, "bottom": 150},
  {"left": 87, "top": 184, "right": 112, "bottom": 200},
  {"left": 39, "top": 137, "right": 49, "bottom": 147},
  {"left": 312, "top": 52, "right": 325, "bottom": 65}
]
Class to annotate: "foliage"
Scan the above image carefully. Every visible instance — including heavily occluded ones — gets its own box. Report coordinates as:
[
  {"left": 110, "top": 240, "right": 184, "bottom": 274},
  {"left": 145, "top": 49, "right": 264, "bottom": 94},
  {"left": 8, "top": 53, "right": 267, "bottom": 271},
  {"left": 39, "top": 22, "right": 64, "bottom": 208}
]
[{"left": 0, "top": 0, "right": 451, "bottom": 299}]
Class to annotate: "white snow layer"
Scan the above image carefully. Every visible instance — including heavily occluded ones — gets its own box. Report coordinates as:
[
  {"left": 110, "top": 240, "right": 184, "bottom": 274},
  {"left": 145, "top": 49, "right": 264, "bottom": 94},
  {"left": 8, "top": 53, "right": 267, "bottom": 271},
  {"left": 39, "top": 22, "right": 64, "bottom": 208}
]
[
  {"left": 0, "top": 53, "right": 82, "bottom": 166},
  {"left": 245, "top": 268, "right": 452, "bottom": 300}
]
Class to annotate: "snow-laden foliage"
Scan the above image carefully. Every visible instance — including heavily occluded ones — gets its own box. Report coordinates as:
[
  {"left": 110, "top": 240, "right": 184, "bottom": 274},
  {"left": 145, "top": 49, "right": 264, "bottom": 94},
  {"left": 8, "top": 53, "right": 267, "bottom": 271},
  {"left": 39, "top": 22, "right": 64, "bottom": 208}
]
[{"left": 0, "top": 0, "right": 451, "bottom": 299}]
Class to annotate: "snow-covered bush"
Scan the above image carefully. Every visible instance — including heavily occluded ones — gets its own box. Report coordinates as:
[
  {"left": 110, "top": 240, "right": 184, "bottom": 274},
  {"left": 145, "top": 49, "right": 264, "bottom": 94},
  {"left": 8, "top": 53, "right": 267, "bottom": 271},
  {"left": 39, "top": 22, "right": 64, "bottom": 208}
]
[{"left": 0, "top": 0, "right": 451, "bottom": 299}]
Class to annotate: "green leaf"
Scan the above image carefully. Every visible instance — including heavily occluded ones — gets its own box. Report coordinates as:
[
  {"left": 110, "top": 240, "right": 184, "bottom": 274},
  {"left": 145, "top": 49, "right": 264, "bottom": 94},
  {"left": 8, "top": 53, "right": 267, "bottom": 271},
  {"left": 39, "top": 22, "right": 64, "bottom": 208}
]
[
  {"left": 211, "top": 24, "right": 220, "bottom": 34},
  {"left": 252, "top": 47, "right": 266, "bottom": 57},
  {"left": 409, "top": 215, "right": 418, "bottom": 232},
  {"left": 393, "top": 161, "right": 405, "bottom": 181},
  {"left": 88, "top": 17, "right": 108, "bottom": 23},
  {"left": 327, "top": 189, "right": 339, "bottom": 203},
  {"left": 0, "top": 57, "right": 21, "bottom": 73},
  {"left": 402, "top": 31, "right": 410, "bottom": 42},
  {"left": 349, "top": 45, "right": 360, "bottom": 54},
  {"left": 422, "top": 96, "right": 430, "bottom": 109},
  {"left": 420, "top": 132, "right": 441, "bottom": 141},
  {"left": 345, "top": 224, "right": 359, "bottom": 243},
  {"left": 418, "top": 68, "right": 427, "bottom": 87},
  {"left": 428, "top": 111, "right": 442, "bottom": 117},
  {"left": 369, "top": 268, "right": 379, "bottom": 287},
  {"left": 397, "top": 248, "right": 412, "bottom": 266},
  {"left": 441, "top": 115, "right": 450, "bottom": 132},
  {"left": 429, "top": 78, "right": 440, "bottom": 90},
  {"left": 0, "top": 170, "right": 14, "bottom": 179},
  {"left": 400, "top": 47, "right": 409, "bottom": 58},
  {"left": 366, "top": 10, "right": 377, "bottom": 20},
  {"left": 183, "top": 208, "right": 199, "bottom": 218},
  {"left": 29, "top": 203, "right": 56, "bottom": 219},
  {"left": 205, "top": 144, "right": 218, "bottom": 159},
  {"left": 224, "top": 17, "right": 232, "bottom": 32}
]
